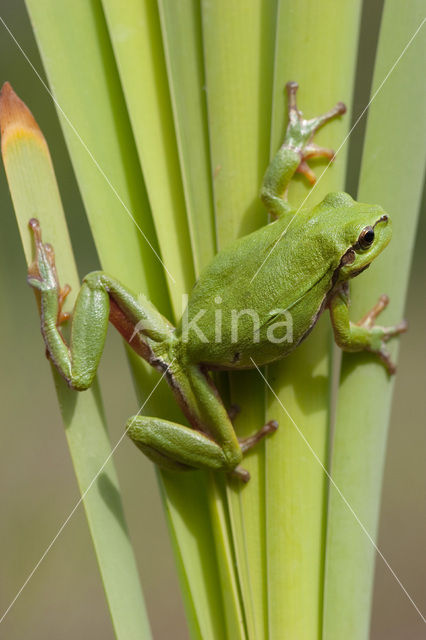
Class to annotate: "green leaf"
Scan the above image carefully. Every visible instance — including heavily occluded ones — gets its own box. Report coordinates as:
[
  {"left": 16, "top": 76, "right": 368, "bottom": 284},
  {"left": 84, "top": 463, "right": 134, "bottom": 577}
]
[
  {"left": 157, "top": 0, "right": 216, "bottom": 275},
  {"left": 265, "top": 2, "right": 362, "bottom": 638},
  {"left": 0, "top": 82, "right": 151, "bottom": 640},
  {"left": 323, "top": 3, "right": 426, "bottom": 638},
  {"left": 201, "top": 2, "right": 278, "bottom": 637}
]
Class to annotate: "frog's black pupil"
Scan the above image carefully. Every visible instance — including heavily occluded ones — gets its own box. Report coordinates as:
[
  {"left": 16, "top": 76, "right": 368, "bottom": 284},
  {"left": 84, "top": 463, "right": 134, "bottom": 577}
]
[{"left": 359, "top": 227, "right": 375, "bottom": 248}]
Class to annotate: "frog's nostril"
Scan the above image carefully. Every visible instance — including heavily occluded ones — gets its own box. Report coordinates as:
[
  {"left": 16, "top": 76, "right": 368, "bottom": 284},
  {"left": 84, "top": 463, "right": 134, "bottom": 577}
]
[{"left": 374, "top": 214, "right": 388, "bottom": 227}]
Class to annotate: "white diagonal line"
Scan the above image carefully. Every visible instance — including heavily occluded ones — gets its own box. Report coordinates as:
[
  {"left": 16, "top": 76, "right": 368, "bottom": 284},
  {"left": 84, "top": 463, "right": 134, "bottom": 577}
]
[
  {"left": 0, "top": 16, "right": 176, "bottom": 284},
  {"left": 251, "top": 358, "right": 426, "bottom": 624},
  {"left": 0, "top": 360, "right": 174, "bottom": 626},
  {"left": 250, "top": 17, "right": 426, "bottom": 284}
]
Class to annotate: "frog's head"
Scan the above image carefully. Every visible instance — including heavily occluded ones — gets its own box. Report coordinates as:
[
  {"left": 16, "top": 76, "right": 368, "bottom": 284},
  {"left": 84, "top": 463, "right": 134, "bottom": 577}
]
[{"left": 318, "top": 192, "right": 392, "bottom": 283}]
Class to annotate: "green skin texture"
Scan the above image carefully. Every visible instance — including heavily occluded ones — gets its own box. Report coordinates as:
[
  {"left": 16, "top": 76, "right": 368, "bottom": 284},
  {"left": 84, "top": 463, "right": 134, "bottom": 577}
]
[{"left": 28, "top": 83, "right": 405, "bottom": 482}]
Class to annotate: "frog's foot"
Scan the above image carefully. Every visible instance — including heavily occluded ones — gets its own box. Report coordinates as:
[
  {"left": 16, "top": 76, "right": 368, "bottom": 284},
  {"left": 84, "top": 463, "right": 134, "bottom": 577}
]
[
  {"left": 239, "top": 419, "right": 278, "bottom": 453},
  {"left": 28, "top": 218, "right": 71, "bottom": 328},
  {"left": 286, "top": 81, "right": 346, "bottom": 184},
  {"left": 357, "top": 295, "right": 407, "bottom": 374}
]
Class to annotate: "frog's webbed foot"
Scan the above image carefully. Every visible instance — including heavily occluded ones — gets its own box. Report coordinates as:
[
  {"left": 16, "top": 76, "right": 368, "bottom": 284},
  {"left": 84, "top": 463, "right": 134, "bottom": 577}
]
[
  {"left": 28, "top": 218, "right": 71, "bottom": 328},
  {"left": 356, "top": 294, "right": 407, "bottom": 375},
  {"left": 286, "top": 81, "right": 346, "bottom": 185}
]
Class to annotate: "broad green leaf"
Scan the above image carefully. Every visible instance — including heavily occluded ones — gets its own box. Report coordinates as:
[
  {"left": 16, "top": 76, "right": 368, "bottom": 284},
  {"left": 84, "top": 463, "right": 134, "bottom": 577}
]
[{"left": 266, "top": 1, "right": 362, "bottom": 638}]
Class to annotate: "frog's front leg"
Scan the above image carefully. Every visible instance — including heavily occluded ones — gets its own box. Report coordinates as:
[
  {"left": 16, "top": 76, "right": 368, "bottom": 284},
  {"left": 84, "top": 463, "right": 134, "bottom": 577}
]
[
  {"left": 329, "top": 285, "right": 407, "bottom": 374},
  {"left": 261, "top": 81, "right": 346, "bottom": 219},
  {"left": 27, "top": 218, "right": 173, "bottom": 390},
  {"left": 127, "top": 360, "right": 278, "bottom": 482}
]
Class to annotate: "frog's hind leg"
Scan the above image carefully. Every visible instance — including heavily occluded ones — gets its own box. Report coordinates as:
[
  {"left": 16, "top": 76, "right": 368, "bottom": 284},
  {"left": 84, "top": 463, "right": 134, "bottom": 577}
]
[
  {"left": 127, "top": 415, "right": 272, "bottom": 483},
  {"left": 127, "top": 416, "right": 232, "bottom": 473},
  {"left": 141, "top": 360, "right": 278, "bottom": 482}
]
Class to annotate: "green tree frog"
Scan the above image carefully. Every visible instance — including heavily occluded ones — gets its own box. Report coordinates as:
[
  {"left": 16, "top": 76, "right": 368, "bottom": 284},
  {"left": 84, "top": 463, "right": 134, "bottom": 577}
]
[{"left": 28, "top": 82, "right": 406, "bottom": 482}]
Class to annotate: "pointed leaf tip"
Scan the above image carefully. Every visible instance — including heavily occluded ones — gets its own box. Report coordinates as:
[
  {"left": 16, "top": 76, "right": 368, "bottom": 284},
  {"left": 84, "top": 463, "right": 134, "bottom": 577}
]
[{"left": 0, "top": 82, "right": 44, "bottom": 148}]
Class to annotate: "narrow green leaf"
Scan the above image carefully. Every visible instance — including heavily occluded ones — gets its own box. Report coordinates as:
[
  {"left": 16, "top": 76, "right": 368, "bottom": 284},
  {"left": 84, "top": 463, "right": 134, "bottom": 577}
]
[
  {"left": 0, "top": 83, "right": 151, "bottom": 640},
  {"left": 323, "top": 4, "right": 426, "bottom": 638},
  {"left": 159, "top": 471, "right": 227, "bottom": 640},
  {"left": 266, "top": 2, "right": 362, "bottom": 638},
  {"left": 157, "top": 0, "right": 216, "bottom": 275}
]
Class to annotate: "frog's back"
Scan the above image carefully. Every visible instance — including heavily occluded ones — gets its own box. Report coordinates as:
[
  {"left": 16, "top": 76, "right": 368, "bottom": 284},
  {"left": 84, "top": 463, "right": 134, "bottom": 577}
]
[{"left": 176, "top": 207, "right": 339, "bottom": 368}]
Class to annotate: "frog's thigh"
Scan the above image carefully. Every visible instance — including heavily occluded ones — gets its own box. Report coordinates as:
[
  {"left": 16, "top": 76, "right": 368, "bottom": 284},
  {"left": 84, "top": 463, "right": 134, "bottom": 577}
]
[{"left": 127, "top": 416, "right": 229, "bottom": 472}]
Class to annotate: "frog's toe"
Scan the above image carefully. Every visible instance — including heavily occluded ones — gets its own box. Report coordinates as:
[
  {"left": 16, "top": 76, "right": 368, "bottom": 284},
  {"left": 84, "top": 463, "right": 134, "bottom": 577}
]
[
  {"left": 376, "top": 347, "right": 397, "bottom": 375},
  {"left": 28, "top": 218, "right": 58, "bottom": 287},
  {"left": 230, "top": 466, "right": 251, "bottom": 483},
  {"left": 383, "top": 319, "right": 408, "bottom": 341},
  {"left": 304, "top": 143, "right": 336, "bottom": 162},
  {"left": 358, "top": 294, "right": 389, "bottom": 328},
  {"left": 308, "top": 100, "right": 346, "bottom": 130},
  {"left": 239, "top": 419, "right": 278, "bottom": 453},
  {"left": 296, "top": 160, "right": 317, "bottom": 184},
  {"left": 286, "top": 80, "right": 300, "bottom": 117},
  {"left": 57, "top": 283, "right": 72, "bottom": 326}
]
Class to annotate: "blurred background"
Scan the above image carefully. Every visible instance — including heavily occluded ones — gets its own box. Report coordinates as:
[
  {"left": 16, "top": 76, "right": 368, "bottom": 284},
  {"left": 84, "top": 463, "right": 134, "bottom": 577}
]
[{"left": 0, "top": 1, "right": 424, "bottom": 638}]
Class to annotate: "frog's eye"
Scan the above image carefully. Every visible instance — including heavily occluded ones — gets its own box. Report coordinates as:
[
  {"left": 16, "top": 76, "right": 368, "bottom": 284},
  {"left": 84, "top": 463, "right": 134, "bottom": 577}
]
[{"left": 358, "top": 226, "right": 375, "bottom": 249}]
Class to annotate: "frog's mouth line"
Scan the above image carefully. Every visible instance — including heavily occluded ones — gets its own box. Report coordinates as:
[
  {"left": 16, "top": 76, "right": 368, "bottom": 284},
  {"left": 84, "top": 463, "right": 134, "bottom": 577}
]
[{"left": 349, "top": 263, "right": 371, "bottom": 279}]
